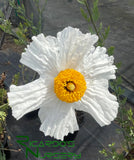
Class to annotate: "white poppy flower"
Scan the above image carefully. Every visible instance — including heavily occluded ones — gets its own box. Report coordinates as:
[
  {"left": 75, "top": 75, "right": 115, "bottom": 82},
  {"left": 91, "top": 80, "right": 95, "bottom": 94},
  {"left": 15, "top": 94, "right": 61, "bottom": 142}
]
[{"left": 7, "top": 26, "right": 119, "bottom": 141}]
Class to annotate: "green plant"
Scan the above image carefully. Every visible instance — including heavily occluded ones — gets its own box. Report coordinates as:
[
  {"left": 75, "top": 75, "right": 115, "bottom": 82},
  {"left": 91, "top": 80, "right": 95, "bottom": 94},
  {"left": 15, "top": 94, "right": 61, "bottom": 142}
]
[
  {"left": 78, "top": 0, "right": 110, "bottom": 46},
  {"left": 0, "top": 148, "right": 6, "bottom": 160},
  {"left": 0, "top": 73, "right": 8, "bottom": 133},
  {"left": 99, "top": 143, "right": 126, "bottom": 160},
  {"left": 0, "top": 73, "right": 8, "bottom": 160},
  {"left": 0, "top": 0, "right": 47, "bottom": 46}
]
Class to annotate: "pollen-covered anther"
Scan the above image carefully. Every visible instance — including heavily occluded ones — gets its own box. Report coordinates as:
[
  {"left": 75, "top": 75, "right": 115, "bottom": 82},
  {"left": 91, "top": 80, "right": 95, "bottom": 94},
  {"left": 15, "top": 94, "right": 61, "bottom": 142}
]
[{"left": 54, "top": 69, "right": 87, "bottom": 103}]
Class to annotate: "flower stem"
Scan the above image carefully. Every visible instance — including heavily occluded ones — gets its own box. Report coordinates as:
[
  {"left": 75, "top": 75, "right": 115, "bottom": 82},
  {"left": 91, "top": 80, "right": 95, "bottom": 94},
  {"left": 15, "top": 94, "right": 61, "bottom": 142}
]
[
  {"left": 84, "top": 0, "right": 102, "bottom": 43},
  {"left": 113, "top": 83, "right": 130, "bottom": 152}
]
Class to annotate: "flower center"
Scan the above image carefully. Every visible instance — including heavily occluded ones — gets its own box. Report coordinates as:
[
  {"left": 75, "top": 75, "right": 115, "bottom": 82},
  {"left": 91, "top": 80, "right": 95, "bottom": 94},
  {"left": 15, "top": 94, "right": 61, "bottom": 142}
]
[{"left": 54, "top": 69, "right": 87, "bottom": 103}]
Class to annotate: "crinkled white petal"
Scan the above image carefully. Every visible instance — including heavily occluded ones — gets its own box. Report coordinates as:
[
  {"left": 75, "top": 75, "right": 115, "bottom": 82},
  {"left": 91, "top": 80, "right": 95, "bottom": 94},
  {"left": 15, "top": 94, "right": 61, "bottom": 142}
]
[
  {"left": 20, "top": 27, "right": 98, "bottom": 77},
  {"left": 81, "top": 46, "right": 117, "bottom": 80},
  {"left": 7, "top": 78, "right": 47, "bottom": 120},
  {"left": 74, "top": 81, "right": 119, "bottom": 126},
  {"left": 20, "top": 34, "right": 59, "bottom": 78},
  {"left": 38, "top": 98, "right": 79, "bottom": 141},
  {"left": 56, "top": 26, "right": 98, "bottom": 70}
]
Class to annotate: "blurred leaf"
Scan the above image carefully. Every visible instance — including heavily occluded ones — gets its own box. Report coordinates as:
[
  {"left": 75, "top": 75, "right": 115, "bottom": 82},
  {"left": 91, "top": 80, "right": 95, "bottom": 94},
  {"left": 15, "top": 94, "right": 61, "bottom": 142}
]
[
  {"left": 121, "top": 97, "right": 127, "bottom": 105},
  {"left": 128, "top": 108, "right": 133, "bottom": 117},
  {"left": 0, "top": 20, "right": 12, "bottom": 34},
  {"left": 108, "top": 142, "right": 115, "bottom": 147},
  {"left": 107, "top": 46, "right": 115, "bottom": 56},
  {"left": 0, "top": 111, "right": 6, "bottom": 121},
  {"left": 88, "top": 26, "right": 94, "bottom": 34},
  {"left": 9, "top": 0, "right": 16, "bottom": 8},
  {"left": 0, "top": 89, "right": 7, "bottom": 106},
  {"left": 0, "top": 150, "right": 6, "bottom": 160},
  {"left": 98, "top": 22, "right": 103, "bottom": 33},
  {"left": 116, "top": 76, "right": 122, "bottom": 85},
  {"left": 116, "top": 62, "right": 122, "bottom": 69},
  {"left": 103, "top": 26, "right": 110, "bottom": 40},
  {"left": 0, "top": 10, "right": 5, "bottom": 18},
  {"left": 92, "top": 0, "right": 99, "bottom": 22},
  {"left": 80, "top": 8, "right": 90, "bottom": 22},
  {"left": 12, "top": 72, "right": 20, "bottom": 85},
  {"left": 77, "top": 0, "right": 85, "bottom": 5},
  {"left": 118, "top": 86, "right": 124, "bottom": 95}
]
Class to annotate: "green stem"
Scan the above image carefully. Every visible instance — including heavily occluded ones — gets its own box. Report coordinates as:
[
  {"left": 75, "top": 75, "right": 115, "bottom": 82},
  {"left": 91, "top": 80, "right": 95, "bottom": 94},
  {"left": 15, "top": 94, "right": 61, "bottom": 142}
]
[
  {"left": 21, "top": 65, "right": 25, "bottom": 83},
  {"left": 84, "top": 0, "right": 102, "bottom": 43},
  {"left": 113, "top": 82, "right": 130, "bottom": 151},
  {"left": 0, "top": 103, "right": 8, "bottom": 109}
]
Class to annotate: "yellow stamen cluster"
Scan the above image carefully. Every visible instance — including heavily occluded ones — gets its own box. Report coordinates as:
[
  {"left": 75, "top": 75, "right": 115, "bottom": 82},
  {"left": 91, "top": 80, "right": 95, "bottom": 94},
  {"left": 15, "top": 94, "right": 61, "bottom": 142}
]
[{"left": 54, "top": 69, "right": 87, "bottom": 103}]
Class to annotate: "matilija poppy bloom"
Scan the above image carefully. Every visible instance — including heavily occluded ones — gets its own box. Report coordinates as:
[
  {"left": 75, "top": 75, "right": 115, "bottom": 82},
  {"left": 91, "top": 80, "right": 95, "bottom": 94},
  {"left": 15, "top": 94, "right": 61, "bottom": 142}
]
[{"left": 7, "top": 26, "right": 119, "bottom": 140}]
